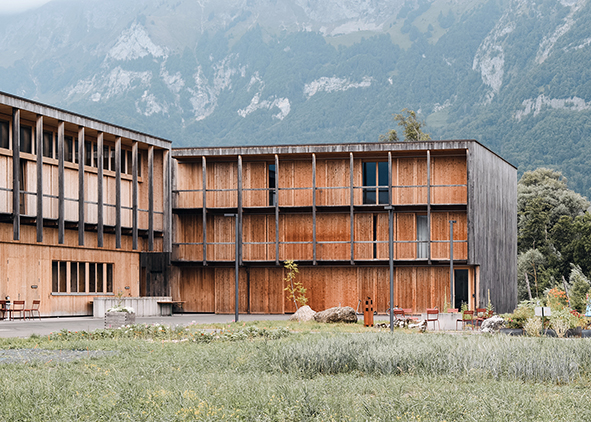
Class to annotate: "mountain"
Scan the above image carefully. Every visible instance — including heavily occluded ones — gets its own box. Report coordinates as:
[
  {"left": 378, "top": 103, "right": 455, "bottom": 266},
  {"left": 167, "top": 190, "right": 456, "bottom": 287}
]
[{"left": 1, "top": 0, "right": 591, "bottom": 197}]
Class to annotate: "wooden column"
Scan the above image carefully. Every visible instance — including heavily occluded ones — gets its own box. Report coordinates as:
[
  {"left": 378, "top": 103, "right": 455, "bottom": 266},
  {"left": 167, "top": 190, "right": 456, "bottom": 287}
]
[
  {"left": 115, "top": 137, "right": 121, "bottom": 249},
  {"left": 388, "top": 152, "right": 392, "bottom": 205},
  {"left": 148, "top": 145, "right": 154, "bottom": 251},
  {"left": 163, "top": 149, "right": 172, "bottom": 255},
  {"left": 202, "top": 156, "right": 207, "bottom": 265},
  {"left": 78, "top": 127, "right": 85, "bottom": 246},
  {"left": 237, "top": 155, "right": 243, "bottom": 265},
  {"left": 350, "top": 152, "right": 354, "bottom": 265},
  {"left": 57, "top": 121, "right": 65, "bottom": 244},
  {"left": 274, "top": 154, "right": 279, "bottom": 265},
  {"left": 312, "top": 153, "right": 317, "bottom": 265},
  {"left": 12, "top": 108, "right": 20, "bottom": 240},
  {"left": 97, "top": 133, "right": 104, "bottom": 247},
  {"left": 132, "top": 142, "right": 138, "bottom": 250},
  {"left": 427, "top": 150, "right": 431, "bottom": 264},
  {"left": 36, "top": 114, "right": 43, "bottom": 242}
]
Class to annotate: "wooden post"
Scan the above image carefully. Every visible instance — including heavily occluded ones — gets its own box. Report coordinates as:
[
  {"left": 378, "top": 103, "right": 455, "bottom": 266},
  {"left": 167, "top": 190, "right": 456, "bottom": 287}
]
[
  {"left": 12, "top": 108, "right": 20, "bottom": 241},
  {"left": 274, "top": 154, "right": 279, "bottom": 265},
  {"left": 36, "top": 114, "right": 43, "bottom": 242},
  {"left": 132, "top": 142, "right": 138, "bottom": 250},
  {"left": 350, "top": 152, "right": 354, "bottom": 265},
  {"left": 237, "top": 155, "right": 243, "bottom": 265},
  {"left": 57, "top": 121, "right": 65, "bottom": 244},
  {"left": 78, "top": 127, "right": 85, "bottom": 246},
  {"left": 115, "top": 137, "right": 121, "bottom": 249},
  {"left": 148, "top": 145, "right": 154, "bottom": 251},
  {"left": 450, "top": 219, "right": 456, "bottom": 308},
  {"left": 97, "top": 133, "right": 104, "bottom": 247},
  {"left": 388, "top": 152, "right": 392, "bottom": 206},
  {"left": 202, "top": 156, "right": 207, "bottom": 265},
  {"left": 163, "top": 149, "right": 172, "bottom": 255},
  {"left": 312, "top": 153, "right": 316, "bottom": 265},
  {"left": 427, "top": 150, "right": 431, "bottom": 264}
]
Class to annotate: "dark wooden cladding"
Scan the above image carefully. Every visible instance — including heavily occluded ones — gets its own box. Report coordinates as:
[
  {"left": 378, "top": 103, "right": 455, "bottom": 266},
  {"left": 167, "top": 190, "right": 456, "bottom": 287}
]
[
  {"left": 57, "top": 121, "right": 65, "bottom": 244},
  {"left": 97, "top": 132, "right": 104, "bottom": 247},
  {"left": 36, "top": 115, "right": 43, "bottom": 242},
  {"left": 12, "top": 108, "right": 20, "bottom": 240},
  {"left": 78, "top": 127, "right": 84, "bottom": 246}
]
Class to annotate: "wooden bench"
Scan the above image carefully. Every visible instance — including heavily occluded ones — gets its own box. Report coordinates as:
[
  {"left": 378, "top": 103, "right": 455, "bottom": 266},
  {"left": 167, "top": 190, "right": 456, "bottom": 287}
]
[{"left": 156, "top": 301, "right": 185, "bottom": 316}]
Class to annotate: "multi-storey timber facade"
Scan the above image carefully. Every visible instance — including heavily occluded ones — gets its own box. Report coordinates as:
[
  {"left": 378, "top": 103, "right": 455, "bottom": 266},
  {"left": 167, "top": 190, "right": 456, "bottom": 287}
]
[
  {"left": 0, "top": 92, "right": 172, "bottom": 316},
  {"left": 0, "top": 92, "right": 517, "bottom": 316},
  {"left": 171, "top": 142, "right": 517, "bottom": 314}
]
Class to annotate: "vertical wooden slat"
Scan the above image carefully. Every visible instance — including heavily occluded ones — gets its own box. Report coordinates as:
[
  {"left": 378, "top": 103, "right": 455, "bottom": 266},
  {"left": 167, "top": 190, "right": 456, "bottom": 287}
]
[
  {"left": 148, "top": 146, "right": 154, "bottom": 251},
  {"left": 36, "top": 114, "right": 43, "bottom": 242},
  {"left": 202, "top": 156, "right": 207, "bottom": 265},
  {"left": 97, "top": 133, "right": 104, "bottom": 247},
  {"left": 388, "top": 152, "right": 392, "bottom": 205},
  {"left": 312, "top": 153, "right": 316, "bottom": 265},
  {"left": 78, "top": 127, "right": 85, "bottom": 246},
  {"left": 274, "top": 154, "right": 279, "bottom": 265},
  {"left": 163, "top": 149, "right": 172, "bottom": 255},
  {"left": 12, "top": 108, "right": 20, "bottom": 240},
  {"left": 115, "top": 137, "right": 121, "bottom": 249},
  {"left": 350, "top": 152, "right": 354, "bottom": 265},
  {"left": 237, "top": 155, "right": 243, "bottom": 265},
  {"left": 427, "top": 150, "right": 431, "bottom": 264},
  {"left": 132, "top": 142, "right": 138, "bottom": 250},
  {"left": 57, "top": 121, "right": 64, "bottom": 244}
]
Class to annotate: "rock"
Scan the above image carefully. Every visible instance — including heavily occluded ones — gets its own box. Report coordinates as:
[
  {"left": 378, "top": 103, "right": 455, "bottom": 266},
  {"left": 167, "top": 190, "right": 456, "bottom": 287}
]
[
  {"left": 480, "top": 315, "right": 505, "bottom": 333},
  {"left": 289, "top": 305, "right": 316, "bottom": 322},
  {"left": 408, "top": 319, "right": 428, "bottom": 333},
  {"left": 313, "top": 306, "right": 358, "bottom": 323}
]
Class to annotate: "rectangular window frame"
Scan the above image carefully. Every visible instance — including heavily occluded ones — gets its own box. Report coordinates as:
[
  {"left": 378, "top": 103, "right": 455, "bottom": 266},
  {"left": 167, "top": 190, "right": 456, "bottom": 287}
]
[
  {"left": 51, "top": 260, "right": 114, "bottom": 295},
  {"left": 363, "top": 161, "right": 389, "bottom": 205}
]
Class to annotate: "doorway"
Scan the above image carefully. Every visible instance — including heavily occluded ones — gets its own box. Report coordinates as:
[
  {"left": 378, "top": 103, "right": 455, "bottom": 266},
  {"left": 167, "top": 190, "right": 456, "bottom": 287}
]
[{"left": 454, "top": 269, "right": 469, "bottom": 310}]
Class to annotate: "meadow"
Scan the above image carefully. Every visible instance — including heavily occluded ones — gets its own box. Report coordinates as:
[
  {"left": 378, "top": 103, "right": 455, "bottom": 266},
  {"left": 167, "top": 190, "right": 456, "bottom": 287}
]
[{"left": 0, "top": 321, "right": 590, "bottom": 421}]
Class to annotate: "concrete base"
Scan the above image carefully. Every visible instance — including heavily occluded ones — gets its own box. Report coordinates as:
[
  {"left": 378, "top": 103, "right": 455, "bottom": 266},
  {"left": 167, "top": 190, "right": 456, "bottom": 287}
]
[{"left": 93, "top": 297, "right": 172, "bottom": 317}]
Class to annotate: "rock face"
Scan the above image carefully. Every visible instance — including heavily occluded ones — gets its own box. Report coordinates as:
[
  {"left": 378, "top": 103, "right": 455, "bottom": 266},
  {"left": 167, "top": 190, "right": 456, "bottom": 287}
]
[
  {"left": 313, "top": 306, "right": 357, "bottom": 323},
  {"left": 480, "top": 315, "right": 505, "bottom": 333},
  {"left": 289, "top": 305, "right": 316, "bottom": 322}
]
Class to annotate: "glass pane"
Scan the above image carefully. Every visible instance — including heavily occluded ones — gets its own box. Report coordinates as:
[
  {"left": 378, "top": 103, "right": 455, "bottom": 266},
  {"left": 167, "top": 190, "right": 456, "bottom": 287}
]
[
  {"left": 65, "top": 136, "right": 73, "bottom": 162},
  {"left": 59, "top": 262, "right": 67, "bottom": 292},
  {"left": 0, "top": 121, "right": 9, "bottom": 149},
  {"left": 43, "top": 131, "right": 53, "bottom": 158},
  {"left": 97, "top": 264, "right": 104, "bottom": 293},
  {"left": 417, "top": 215, "right": 428, "bottom": 259},
  {"left": 121, "top": 150, "right": 126, "bottom": 174},
  {"left": 52, "top": 261, "right": 59, "bottom": 293},
  {"left": 268, "top": 164, "right": 276, "bottom": 206},
  {"left": 363, "top": 162, "right": 376, "bottom": 204},
  {"left": 89, "top": 263, "right": 96, "bottom": 293},
  {"left": 378, "top": 188, "right": 389, "bottom": 204},
  {"left": 103, "top": 146, "right": 110, "bottom": 170},
  {"left": 127, "top": 149, "right": 133, "bottom": 175},
  {"left": 106, "top": 264, "right": 113, "bottom": 292},
  {"left": 85, "top": 141, "right": 92, "bottom": 166},
  {"left": 20, "top": 126, "right": 32, "bottom": 154},
  {"left": 378, "top": 162, "right": 388, "bottom": 186},
  {"left": 74, "top": 138, "right": 79, "bottom": 164},
  {"left": 79, "top": 262, "right": 85, "bottom": 293},
  {"left": 70, "top": 262, "right": 78, "bottom": 293}
]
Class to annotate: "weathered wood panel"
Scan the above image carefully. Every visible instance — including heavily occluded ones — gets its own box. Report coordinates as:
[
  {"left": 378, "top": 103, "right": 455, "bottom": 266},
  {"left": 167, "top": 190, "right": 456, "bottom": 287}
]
[
  {"left": 249, "top": 267, "right": 284, "bottom": 313},
  {"left": 278, "top": 160, "right": 312, "bottom": 207},
  {"left": 173, "top": 214, "right": 203, "bottom": 261},
  {"left": 214, "top": 268, "right": 248, "bottom": 314},
  {"left": 279, "top": 214, "right": 313, "bottom": 261},
  {"left": 396, "top": 267, "right": 415, "bottom": 310},
  {"left": 431, "top": 156, "right": 467, "bottom": 204},
  {"left": 376, "top": 213, "right": 390, "bottom": 260},
  {"left": 243, "top": 214, "right": 268, "bottom": 261},
  {"left": 394, "top": 157, "right": 428, "bottom": 205},
  {"left": 396, "top": 213, "right": 416, "bottom": 260},
  {"left": 242, "top": 161, "right": 267, "bottom": 207},
  {"left": 172, "top": 267, "right": 215, "bottom": 312},
  {"left": 430, "top": 212, "right": 467, "bottom": 260},
  {"left": 212, "top": 215, "right": 235, "bottom": 261},
  {"left": 317, "top": 159, "right": 349, "bottom": 206},
  {"left": 205, "top": 161, "right": 237, "bottom": 208},
  {"left": 0, "top": 153, "right": 11, "bottom": 213},
  {"left": 354, "top": 213, "right": 373, "bottom": 260},
  {"left": 175, "top": 161, "right": 203, "bottom": 208},
  {"left": 316, "top": 213, "right": 350, "bottom": 260}
]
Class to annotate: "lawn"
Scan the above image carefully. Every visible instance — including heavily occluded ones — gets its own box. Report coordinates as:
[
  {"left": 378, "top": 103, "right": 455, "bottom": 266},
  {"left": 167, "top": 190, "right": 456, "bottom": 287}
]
[{"left": 0, "top": 321, "right": 590, "bottom": 421}]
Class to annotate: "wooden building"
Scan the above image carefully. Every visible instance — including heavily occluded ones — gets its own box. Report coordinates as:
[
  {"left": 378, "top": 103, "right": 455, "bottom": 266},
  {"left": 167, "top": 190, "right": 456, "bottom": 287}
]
[
  {"left": 0, "top": 92, "right": 172, "bottom": 316},
  {"left": 171, "top": 141, "right": 517, "bottom": 314}
]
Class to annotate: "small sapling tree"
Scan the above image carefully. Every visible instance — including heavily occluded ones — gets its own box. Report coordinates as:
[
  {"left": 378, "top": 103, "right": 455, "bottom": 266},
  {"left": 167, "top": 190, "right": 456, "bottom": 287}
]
[{"left": 283, "top": 260, "right": 307, "bottom": 310}]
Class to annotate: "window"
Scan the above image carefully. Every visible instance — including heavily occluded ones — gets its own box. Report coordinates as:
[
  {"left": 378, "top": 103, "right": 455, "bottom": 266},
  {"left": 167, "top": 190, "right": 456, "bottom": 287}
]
[
  {"left": 0, "top": 120, "right": 8, "bottom": 149},
  {"left": 126, "top": 149, "right": 133, "bottom": 175},
  {"left": 268, "top": 163, "right": 276, "bottom": 206},
  {"left": 363, "top": 161, "right": 388, "bottom": 204},
  {"left": 85, "top": 140, "right": 92, "bottom": 166},
  {"left": 65, "top": 136, "right": 73, "bottom": 162},
  {"left": 121, "top": 149, "right": 127, "bottom": 174},
  {"left": 51, "top": 261, "right": 113, "bottom": 294},
  {"left": 103, "top": 145, "right": 110, "bottom": 170},
  {"left": 43, "top": 131, "right": 54, "bottom": 158},
  {"left": 20, "top": 126, "right": 33, "bottom": 154},
  {"left": 110, "top": 147, "right": 116, "bottom": 171},
  {"left": 417, "top": 215, "right": 428, "bottom": 259}
]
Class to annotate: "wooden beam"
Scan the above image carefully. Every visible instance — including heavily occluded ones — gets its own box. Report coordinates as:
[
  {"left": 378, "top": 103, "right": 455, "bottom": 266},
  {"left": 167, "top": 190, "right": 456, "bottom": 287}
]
[
  {"left": 115, "top": 137, "right": 121, "bottom": 249},
  {"left": 312, "top": 153, "right": 316, "bottom": 265},
  {"left": 132, "top": 141, "right": 138, "bottom": 250},
  {"left": 427, "top": 150, "right": 431, "bottom": 264},
  {"left": 57, "top": 121, "right": 64, "bottom": 244},
  {"left": 388, "top": 152, "right": 392, "bottom": 205},
  {"left": 36, "top": 114, "right": 43, "bottom": 242},
  {"left": 97, "top": 132, "right": 104, "bottom": 247},
  {"left": 163, "top": 149, "right": 172, "bottom": 255},
  {"left": 78, "top": 126, "right": 85, "bottom": 246},
  {"left": 274, "top": 154, "right": 279, "bottom": 265},
  {"left": 237, "top": 155, "right": 243, "bottom": 266},
  {"left": 202, "top": 156, "right": 207, "bottom": 265},
  {"left": 148, "top": 145, "right": 154, "bottom": 251},
  {"left": 350, "top": 152, "right": 354, "bottom": 265},
  {"left": 12, "top": 108, "right": 20, "bottom": 240}
]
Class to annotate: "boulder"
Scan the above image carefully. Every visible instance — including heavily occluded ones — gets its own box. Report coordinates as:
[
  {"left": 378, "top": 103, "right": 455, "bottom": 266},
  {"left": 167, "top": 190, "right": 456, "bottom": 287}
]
[
  {"left": 313, "top": 306, "right": 358, "bottom": 323},
  {"left": 289, "top": 305, "right": 317, "bottom": 322},
  {"left": 480, "top": 315, "right": 505, "bottom": 333}
]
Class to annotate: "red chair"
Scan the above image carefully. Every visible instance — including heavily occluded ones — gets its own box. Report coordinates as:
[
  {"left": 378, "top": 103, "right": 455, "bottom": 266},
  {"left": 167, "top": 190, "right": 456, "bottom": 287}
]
[
  {"left": 392, "top": 308, "right": 405, "bottom": 319},
  {"left": 25, "top": 300, "right": 41, "bottom": 320},
  {"left": 475, "top": 307, "right": 487, "bottom": 328},
  {"left": 0, "top": 300, "right": 6, "bottom": 320},
  {"left": 8, "top": 301, "right": 25, "bottom": 321},
  {"left": 426, "top": 308, "right": 440, "bottom": 331},
  {"left": 456, "top": 310, "right": 474, "bottom": 331}
]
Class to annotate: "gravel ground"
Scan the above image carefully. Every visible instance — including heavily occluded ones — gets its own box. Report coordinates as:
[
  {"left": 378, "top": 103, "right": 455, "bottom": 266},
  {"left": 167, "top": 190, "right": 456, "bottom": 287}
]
[{"left": 0, "top": 349, "right": 117, "bottom": 364}]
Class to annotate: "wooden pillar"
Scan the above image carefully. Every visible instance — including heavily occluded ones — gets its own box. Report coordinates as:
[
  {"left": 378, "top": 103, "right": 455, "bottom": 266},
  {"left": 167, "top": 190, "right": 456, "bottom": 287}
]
[
  {"left": 78, "top": 127, "right": 85, "bottom": 246},
  {"left": 237, "top": 155, "right": 243, "bottom": 265},
  {"left": 274, "top": 154, "right": 279, "bottom": 265},
  {"left": 12, "top": 108, "right": 20, "bottom": 240},
  {"left": 132, "top": 142, "right": 138, "bottom": 250},
  {"left": 115, "top": 137, "right": 121, "bottom": 249},
  {"left": 350, "top": 152, "right": 354, "bottom": 265},
  {"left": 36, "top": 114, "right": 43, "bottom": 242},
  {"left": 427, "top": 150, "right": 431, "bottom": 264},
  {"left": 388, "top": 152, "right": 392, "bottom": 205},
  {"left": 57, "top": 121, "right": 65, "bottom": 244},
  {"left": 312, "top": 153, "right": 317, "bottom": 265},
  {"left": 202, "top": 156, "right": 207, "bottom": 265},
  {"left": 148, "top": 145, "right": 154, "bottom": 251},
  {"left": 163, "top": 149, "right": 172, "bottom": 255},
  {"left": 97, "top": 133, "right": 104, "bottom": 247}
]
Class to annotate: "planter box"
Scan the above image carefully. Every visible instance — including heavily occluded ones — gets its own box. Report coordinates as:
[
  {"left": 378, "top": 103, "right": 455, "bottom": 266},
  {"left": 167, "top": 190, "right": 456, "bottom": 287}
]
[
  {"left": 105, "top": 312, "right": 136, "bottom": 328},
  {"left": 94, "top": 297, "right": 172, "bottom": 317}
]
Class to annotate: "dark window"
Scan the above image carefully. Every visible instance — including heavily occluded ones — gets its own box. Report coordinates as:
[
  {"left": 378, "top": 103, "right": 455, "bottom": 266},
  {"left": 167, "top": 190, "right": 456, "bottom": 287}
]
[
  {"left": 65, "top": 136, "right": 73, "bottom": 162},
  {"left": 97, "top": 264, "right": 104, "bottom": 293},
  {"left": 70, "top": 262, "right": 78, "bottom": 293},
  {"left": 110, "top": 147, "right": 116, "bottom": 172},
  {"left": 417, "top": 215, "right": 428, "bottom": 259},
  {"left": 93, "top": 143, "right": 97, "bottom": 168},
  {"left": 138, "top": 151, "right": 142, "bottom": 177},
  {"left": 454, "top": 269, "right": 469, "bottom": 310},
  {"left": 103, "top": 146, "right": 110, "bottom": 170},
  {"left": 52, "top": 261, "right": 59, "bottom": 293},
  {"left": 85, "top": 141, "right": 92, "bottom": 166},
  {"left": 363, "top": 162, "right": 389, "bottom": 204},
  {"left": 20, "top": 126, "right": 33, "bottom": 154},
  {"left": 43, "top": 131, "right": 54, "bottom": 158},
  {"left": 74, "top": 138, "right": 79, "bottom": 164},
  {"left": 268, "top": 164, "right": 276, "bottom": 206},
  {"left": 0, "top": 120, "right": 8, "bottom": 149},
  {"left": 127, "top": 149, "right": 133, "bottom": 175},
  {"left": 59, "top": 261, "right": 67, "bottom": 293},
  {"left": 106, "top": 263, "right": 113, "bottom": 293},
  {"left": 89, "top": 263, "right": 96, "bottom": 293},
  {"left": 78, "top": 263, "right": 85, "bottom": 293}
]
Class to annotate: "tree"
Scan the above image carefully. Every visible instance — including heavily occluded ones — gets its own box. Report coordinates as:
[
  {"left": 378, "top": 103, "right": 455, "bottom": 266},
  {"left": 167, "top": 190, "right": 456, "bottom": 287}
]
[{"left": 379, "top": 108, "right": 431, "bottom": 142}]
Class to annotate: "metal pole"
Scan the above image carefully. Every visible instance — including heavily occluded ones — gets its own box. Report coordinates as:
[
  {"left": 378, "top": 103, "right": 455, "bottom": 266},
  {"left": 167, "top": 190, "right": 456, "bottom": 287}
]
[
  {"left": 386, "top": 205, "right": 394, "bottom": 331},
  {"left": 450, "top": 220, "right": 456, "bottom": 309}
]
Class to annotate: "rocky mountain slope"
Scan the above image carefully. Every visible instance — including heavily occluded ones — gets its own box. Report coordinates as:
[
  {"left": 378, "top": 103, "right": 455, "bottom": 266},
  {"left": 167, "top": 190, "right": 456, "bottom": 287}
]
[{"left": 1, "top": 0, "right": 590, "bottom": 196}]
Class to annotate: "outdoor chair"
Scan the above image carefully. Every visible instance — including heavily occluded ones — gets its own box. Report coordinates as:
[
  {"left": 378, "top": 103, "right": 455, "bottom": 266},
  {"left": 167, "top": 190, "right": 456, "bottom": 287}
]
[
  {"left": 426, "top": 308, "right": 440, "bottom": 331},
  {"left": 456, "top": 310, "right": 475, "bottom": 331},
  {"left": 0, "top": 300, "right": 6, "bottom": 320},
  {"left": 392, "top": 308, "right": 405, "bottom": 319},
  {"left": 475, "top": 307, "right": 487, "bottom": 328},
  {"left": 8, "top": 300, "right": 25, "bottom": 321},
  {"left": 25, "top": 300, "right": 41, "bottom": 320}
]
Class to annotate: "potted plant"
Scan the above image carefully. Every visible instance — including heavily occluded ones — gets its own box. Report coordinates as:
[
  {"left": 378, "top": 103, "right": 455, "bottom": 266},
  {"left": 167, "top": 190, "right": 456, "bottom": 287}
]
[{"left": 105, "top": 292, "right": 136, "bottom": 327}]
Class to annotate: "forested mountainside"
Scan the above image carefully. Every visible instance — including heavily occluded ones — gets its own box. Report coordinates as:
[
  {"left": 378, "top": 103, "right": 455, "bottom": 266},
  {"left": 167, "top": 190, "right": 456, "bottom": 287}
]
[{"left": 1, "top": 0, "right": 591, "bottom": 197}]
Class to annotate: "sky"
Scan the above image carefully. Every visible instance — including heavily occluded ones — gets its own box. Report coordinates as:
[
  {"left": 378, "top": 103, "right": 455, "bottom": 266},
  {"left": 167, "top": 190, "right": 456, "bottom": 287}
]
[{"left": 0, "top": 0, "right": 53, "bottom": 15}]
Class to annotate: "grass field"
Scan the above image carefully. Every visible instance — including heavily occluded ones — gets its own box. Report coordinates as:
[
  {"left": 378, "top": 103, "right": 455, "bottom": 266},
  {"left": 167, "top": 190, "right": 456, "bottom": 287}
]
[{"left": 1, "top": 321, "right": 591, "bottom": 421}]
